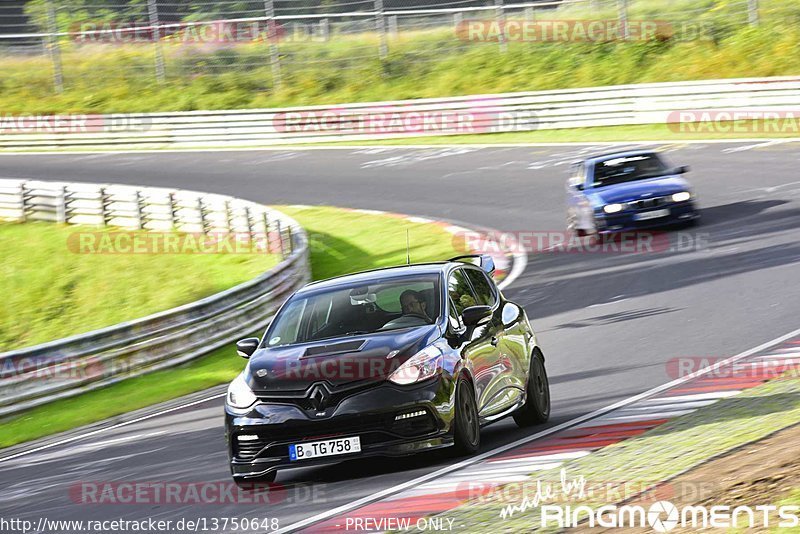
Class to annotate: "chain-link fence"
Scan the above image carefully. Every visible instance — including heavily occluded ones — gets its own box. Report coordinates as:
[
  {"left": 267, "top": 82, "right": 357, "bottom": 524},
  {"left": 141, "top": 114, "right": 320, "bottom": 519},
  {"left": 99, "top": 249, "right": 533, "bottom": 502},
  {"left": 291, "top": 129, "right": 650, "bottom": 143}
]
[{"left": 0, "top": 0, "right": 792, "bottom": 95}]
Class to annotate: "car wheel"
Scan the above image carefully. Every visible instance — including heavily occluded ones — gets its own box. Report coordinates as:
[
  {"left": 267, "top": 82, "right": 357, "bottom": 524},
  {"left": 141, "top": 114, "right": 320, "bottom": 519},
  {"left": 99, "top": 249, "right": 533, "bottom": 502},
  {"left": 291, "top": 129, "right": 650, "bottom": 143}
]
[
  {"left": 452, "top": 377, "right": 480, "bottom": 455},
  {"left": 513, "top": 349, "right": 550, "bottom": 427},
  {"left": 233, "top": 471, "right": 277, "bottom": 491}
]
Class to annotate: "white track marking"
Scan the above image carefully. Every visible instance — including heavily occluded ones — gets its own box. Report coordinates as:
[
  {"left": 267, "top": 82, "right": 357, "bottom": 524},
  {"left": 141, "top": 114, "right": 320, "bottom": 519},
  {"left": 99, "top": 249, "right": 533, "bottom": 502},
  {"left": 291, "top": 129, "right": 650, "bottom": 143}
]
[
  {"left": 272, "top": 325, "right": 800, "bottom": 533},
  {"left": 0, "top": 393, "right": 225, "bottom": 465}
]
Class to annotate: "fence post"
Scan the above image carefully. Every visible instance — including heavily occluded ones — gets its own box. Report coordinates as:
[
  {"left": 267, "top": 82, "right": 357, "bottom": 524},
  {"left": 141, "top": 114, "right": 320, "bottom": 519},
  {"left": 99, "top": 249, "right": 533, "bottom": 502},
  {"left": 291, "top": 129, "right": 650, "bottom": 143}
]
[
  {"left": 374, "top": 0, "right": 388, "bottom": 60},
  {"left": 617, "top": 0, "right": 630, "bottom": 40},
  {"left": 264, "top": 0, "right": 283, "bottom": 89},
  {"left": 494, "top": 0, "right": 507, "bottom": 52},
  {"left": 262, "top": 211, "right": 272, "bottom": 252},
  {"left": 147, "top": 0, "right": 166, "bottom": 83},
  {"left": 524, "top": 7, "right": 535, "bottom": 21},
  {"left": 319, "top": 19, "right": 330, "bottom": 42},
  {"left": 387, "top": 15, "right": 398, "bottom": 37},
  {"left": 45, "top": 0, "right": 64, "bottom": 94},
  {"left": 453, "top": 12, "right": 463, "bottom": 29},
  {"left": 275, "top": 218, "right": 285, "bottom": 258},
  {"left": 748, "top": 0, "right": 759, "bottom": 26}
]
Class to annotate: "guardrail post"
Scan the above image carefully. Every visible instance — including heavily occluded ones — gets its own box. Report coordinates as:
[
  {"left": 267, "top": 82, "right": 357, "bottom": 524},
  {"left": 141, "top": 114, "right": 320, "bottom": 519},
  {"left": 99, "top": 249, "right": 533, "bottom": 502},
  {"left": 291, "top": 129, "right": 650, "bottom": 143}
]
[
  {"left": 18, "top": 183, "right": 27, "bottom": 222},
  {"left": 197, "top": 197, "right": 207, "bottom": 234},
  {"left": 494, "top": 0, "right": 507, "bottom": 52},
  {"left": 168, "top": 192, "right": 178, "bottom": 230},
  {"left": 748, "top": 0, "right": 759, "bottom": 26},
  {"left": 244, "top": 206, "right": 253, "bottom": 239},
  {"left": 135, "top": 191, "right": 145, "bottom": 230},
  {"left": 374, "top": 0, "right": 389, "bottom": 60},
  {"left": 147, "top": 0, "right": 166, "bottom": 84},
  {"left": 45, "top": 0, "right": 64, "bottom": 94},
  {"left": 387, "top": 15, "right": 398, "bottom": 37},
  {"left": 99, "top": 187, "right": 109, "bottom": 226},
  {"left": 617, "top": 0, "right": 630, "bottom": 40},
  {"left": 56, "top": 186, "right": 68, "bottom": 224},
  {"left": 264, "top": 0, "right": 283, "bottom": 89},
  {"left": 224, "top": 200, "right": 233, "bottom": 233}
]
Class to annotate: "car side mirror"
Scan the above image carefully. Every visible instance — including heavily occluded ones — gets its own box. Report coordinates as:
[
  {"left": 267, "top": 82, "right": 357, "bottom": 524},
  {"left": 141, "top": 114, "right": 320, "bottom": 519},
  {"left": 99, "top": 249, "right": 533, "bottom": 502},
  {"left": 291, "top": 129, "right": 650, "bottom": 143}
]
[
  {"left": 674, "top": 165, "right": 690, "bottom": 174},
  {"left": 575, "top": 183, "right": 584, "bottom": 191},
  {"left": 236, "top": 337, "right": 260, "bottom": 359},
  {"left": 462, "top": 305, "right": 493, "bottom": 327}
]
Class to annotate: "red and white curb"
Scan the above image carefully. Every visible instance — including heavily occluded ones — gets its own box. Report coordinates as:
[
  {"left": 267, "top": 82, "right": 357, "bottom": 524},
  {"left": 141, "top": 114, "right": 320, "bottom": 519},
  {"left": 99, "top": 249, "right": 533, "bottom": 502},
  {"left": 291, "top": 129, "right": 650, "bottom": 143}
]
[
  {"left": 288, "top": 205, "right": 526, "bottom": 290},
  {"left": 278, "top": 331, "right": 800, "bottom": 533}
]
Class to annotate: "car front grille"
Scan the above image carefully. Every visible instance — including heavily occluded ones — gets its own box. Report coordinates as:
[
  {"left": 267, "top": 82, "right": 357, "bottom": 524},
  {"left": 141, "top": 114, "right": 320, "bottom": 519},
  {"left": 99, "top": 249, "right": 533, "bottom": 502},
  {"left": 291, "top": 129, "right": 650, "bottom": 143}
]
[{"left": 627, "top": 196, "right": 668, "bottom": 210}]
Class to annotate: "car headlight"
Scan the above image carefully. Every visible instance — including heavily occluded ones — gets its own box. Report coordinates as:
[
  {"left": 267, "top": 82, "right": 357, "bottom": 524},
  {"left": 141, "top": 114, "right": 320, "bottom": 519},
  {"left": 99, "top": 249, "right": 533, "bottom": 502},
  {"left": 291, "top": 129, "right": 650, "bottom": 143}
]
[
  {"left": 227, "top": 373, "right": 257, "bottom": 409},
  {"left": 388, "top": 345, "right": 443, "bottom": 385},
  {"left": 603, "top": 203, "right": 624, "bottom": 214},
  {"left": 672, "top": 191, "right": 692, "bottom": 202}
]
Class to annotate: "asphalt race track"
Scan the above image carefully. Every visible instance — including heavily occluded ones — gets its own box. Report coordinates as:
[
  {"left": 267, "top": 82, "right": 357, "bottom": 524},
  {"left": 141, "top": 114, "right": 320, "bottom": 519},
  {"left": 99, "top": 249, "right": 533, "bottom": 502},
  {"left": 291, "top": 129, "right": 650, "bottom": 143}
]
[{"left": 1, "top": 140, "right": 800, "bottom": 531}]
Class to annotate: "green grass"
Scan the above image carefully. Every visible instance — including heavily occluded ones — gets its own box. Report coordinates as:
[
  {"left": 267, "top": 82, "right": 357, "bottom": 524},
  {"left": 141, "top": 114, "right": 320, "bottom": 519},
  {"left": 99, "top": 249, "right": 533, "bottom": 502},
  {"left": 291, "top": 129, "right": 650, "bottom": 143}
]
[
  {"left": 2, "top": 0, "right": 800, "bottom": 114},
  {"left": 0, "top": 222, "right": 278, "bottom": 351},
  {"left": 427, "top": 376, "right": 800, "bottom": 532},
  {"left": 0, "top": 206, "right": 460, "bottom": 449}
]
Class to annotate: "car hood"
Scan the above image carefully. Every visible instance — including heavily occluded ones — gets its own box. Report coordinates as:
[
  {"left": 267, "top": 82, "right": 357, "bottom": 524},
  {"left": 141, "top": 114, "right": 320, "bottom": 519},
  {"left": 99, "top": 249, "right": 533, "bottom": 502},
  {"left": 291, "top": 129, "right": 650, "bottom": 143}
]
[
  {"left": 245, "top": 324, "right": 441, "bottom": 392},
  {"left": 591, "top": 175, "right": 691, "bottom": 204}
]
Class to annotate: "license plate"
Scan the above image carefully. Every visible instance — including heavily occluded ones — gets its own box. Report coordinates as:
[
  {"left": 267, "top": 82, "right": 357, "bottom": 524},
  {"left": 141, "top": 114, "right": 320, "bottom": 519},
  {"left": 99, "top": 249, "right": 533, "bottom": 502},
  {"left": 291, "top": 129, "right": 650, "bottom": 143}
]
[
  {"left": 289, "top": 436, "right": 361, "bottom": 461},
  {"left": 634, "top": 208, "right": 670, "bottom": 221}
]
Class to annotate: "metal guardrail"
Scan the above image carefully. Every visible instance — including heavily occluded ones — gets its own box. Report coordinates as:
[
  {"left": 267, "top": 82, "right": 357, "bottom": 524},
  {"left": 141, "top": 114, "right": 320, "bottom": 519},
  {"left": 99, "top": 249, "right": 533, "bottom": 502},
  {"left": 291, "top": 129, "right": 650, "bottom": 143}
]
[
  {"left": 0, "top": 179, "right": 310, "bottom": 417},
  {"left": 1, "top": 76, "right": 798, "bottom": 150}
]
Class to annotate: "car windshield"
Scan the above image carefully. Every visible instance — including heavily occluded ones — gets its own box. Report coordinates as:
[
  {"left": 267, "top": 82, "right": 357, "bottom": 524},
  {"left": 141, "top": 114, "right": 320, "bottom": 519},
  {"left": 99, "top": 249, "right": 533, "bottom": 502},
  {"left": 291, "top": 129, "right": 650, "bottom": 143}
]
[
  {"left": 264, "top": 274, "right": 441, "bottom": 347},
  {"left": 592, "top": 154, "right": 669, "bottom": 187}
]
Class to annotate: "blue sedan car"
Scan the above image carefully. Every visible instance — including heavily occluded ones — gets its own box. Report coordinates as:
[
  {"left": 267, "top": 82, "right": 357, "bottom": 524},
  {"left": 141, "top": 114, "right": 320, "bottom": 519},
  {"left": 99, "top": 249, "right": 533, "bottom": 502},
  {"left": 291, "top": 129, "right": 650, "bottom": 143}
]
[{"left": 566, "top": 150, "right": 699, "bottom": 235}]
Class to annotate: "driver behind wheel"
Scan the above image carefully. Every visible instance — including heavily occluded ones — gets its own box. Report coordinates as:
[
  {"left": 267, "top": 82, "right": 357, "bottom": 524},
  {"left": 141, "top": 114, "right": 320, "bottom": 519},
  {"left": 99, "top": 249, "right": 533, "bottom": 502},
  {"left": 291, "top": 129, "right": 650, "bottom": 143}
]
[{"left": 400, "top": 289, "right": 429, "bottom": 321}]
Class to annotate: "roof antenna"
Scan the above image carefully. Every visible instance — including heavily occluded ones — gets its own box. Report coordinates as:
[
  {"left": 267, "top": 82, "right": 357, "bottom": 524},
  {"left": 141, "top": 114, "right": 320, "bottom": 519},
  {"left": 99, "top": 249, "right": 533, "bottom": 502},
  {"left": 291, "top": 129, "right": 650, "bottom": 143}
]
[{"left": 406, "top": 229, "right": 411, "bottom": 265}]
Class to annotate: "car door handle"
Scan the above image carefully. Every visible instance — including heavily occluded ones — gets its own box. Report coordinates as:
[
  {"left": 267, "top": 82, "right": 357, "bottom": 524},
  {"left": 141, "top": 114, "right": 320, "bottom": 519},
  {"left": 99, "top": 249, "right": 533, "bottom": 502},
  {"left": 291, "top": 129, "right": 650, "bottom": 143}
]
[{"left": 490, "top": 336, "right": 499, "bottom": 346}]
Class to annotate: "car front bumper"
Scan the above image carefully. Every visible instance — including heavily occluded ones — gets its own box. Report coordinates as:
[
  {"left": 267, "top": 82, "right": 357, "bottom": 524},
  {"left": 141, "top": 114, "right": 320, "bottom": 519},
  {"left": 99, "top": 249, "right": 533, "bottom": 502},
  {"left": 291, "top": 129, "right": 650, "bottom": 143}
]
[
  {"left": 596, "top": 201, "right": 699, "bottom": 233},
  {"left": 225, "top": 376, "right": 455, "bottom": 479}
]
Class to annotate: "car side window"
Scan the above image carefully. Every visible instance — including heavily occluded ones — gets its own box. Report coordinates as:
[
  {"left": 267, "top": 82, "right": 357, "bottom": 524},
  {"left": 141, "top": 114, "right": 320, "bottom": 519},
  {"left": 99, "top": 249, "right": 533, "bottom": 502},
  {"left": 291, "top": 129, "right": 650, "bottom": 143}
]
[
  {"left": 464, "top": 268, "right": 497, "bottom": 307},
  {"left": 448, "top": 269, "right": 478, "bottom": 315}
]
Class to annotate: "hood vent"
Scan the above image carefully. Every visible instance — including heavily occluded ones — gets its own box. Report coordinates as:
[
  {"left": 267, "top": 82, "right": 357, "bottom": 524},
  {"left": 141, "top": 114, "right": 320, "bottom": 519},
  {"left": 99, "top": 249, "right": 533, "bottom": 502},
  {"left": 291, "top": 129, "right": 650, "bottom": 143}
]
[{"left": 303, "top": 340, "right": 367, "bottom": 358}]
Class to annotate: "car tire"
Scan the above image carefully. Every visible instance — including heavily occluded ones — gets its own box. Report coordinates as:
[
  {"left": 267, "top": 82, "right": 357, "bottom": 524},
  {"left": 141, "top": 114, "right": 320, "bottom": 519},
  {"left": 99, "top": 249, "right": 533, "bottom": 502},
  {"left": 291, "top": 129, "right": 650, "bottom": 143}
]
[
  {"left": 233, "top": 471, "right": 277, "bottom": 491},
  {"left": 513, "top": 349, "right": 551, "bottom": 427},
  {"left": 451, "top": 377, "right": 480, "bottom": 456}
]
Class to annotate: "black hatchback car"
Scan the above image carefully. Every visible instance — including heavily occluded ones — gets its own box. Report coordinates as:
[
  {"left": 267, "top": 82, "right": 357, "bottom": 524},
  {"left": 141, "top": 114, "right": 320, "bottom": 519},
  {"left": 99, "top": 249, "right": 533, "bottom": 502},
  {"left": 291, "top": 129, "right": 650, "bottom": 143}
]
[{"left": 225, "top": 255, "right": 550, "bottom": 483}]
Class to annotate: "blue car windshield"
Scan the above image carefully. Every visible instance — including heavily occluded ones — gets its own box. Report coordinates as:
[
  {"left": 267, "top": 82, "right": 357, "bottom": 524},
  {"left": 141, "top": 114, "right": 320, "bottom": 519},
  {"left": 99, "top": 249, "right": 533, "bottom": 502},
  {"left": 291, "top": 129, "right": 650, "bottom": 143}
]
[
  {"left": 592, "top": 154, "right": 669, "bottom": 187},
  {"left": 264, "top": 274, "right": 441, "bottom": 347}
]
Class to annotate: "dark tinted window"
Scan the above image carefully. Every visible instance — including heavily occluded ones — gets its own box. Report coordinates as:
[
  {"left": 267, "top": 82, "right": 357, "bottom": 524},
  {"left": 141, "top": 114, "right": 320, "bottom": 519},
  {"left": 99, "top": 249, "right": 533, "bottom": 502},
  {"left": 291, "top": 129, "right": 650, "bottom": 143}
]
[
  {"left": 448, "top": 269, "right": 478, "bottom": 315},
  {"left": 464, "top": 268, "right": 496, "bottom": 306},
  {"left": 592, "top": 153, "right": 668, "bottom": 187}
]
